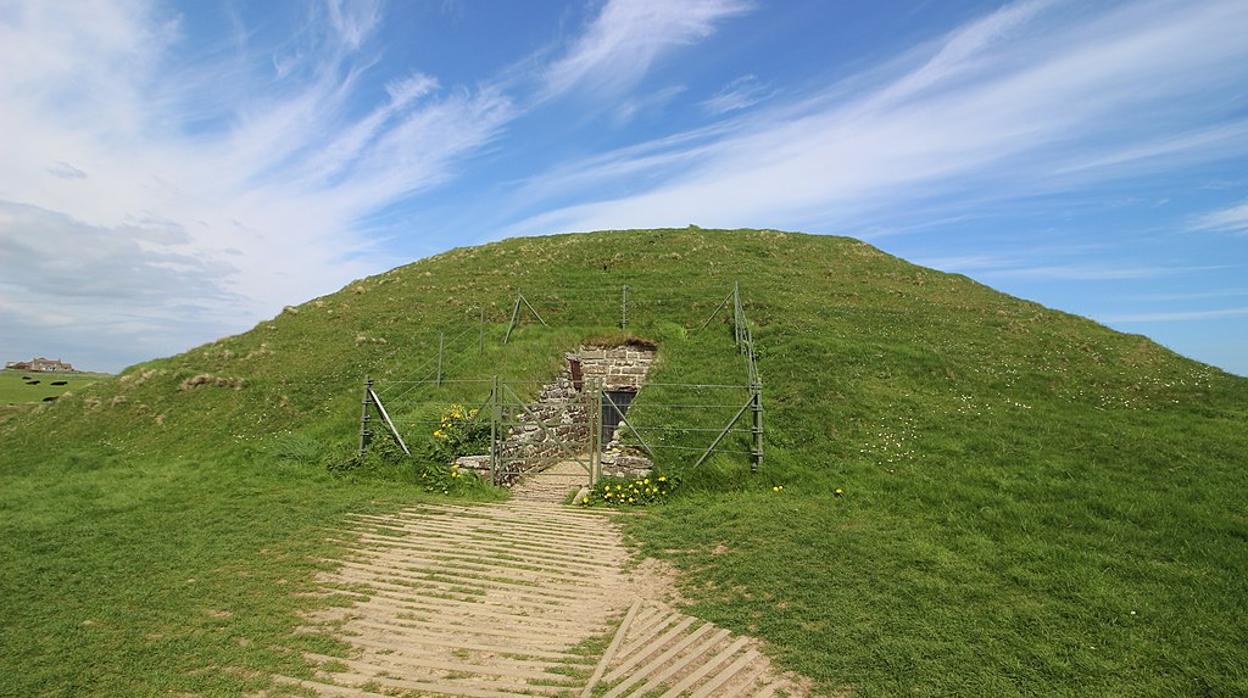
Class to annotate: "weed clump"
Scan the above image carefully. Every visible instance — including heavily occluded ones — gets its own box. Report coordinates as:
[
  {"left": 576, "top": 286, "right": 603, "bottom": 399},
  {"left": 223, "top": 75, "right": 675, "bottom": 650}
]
[
  {"left": 581, "top": 474, "right": 678, "bottom": 508},
  {"left": 421, "top": 404, "right": 489, "bottom": 464}
]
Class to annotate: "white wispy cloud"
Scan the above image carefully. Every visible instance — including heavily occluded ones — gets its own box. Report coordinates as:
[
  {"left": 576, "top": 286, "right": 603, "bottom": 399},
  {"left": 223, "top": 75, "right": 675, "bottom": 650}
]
[
  {"left": 0, "top": 0, "right": 506, "bottom": 369},
  {"left": 981, "top": 264, "right": 1228, "bottom": 281},
  {"left": 1127, "top": 288, "right": 1248, "bottom": 301},
  {"left": 1190, "top": 200, "right": 1248, "bottom": 235},
  {"left": 0, "top": 0, "right": 512, "bottom": 366},
  {"left": 506, "top": 0, "right": 1248, "bottom": 235},
  {"left": 325, "top": 0, "right": 382, "bottom": 51},
  {"left": 0, "top": 0, "right": 744, "bottom": 370},
  {"left": 701, "top": 74, "right": 772, "bottom": 114},
  {"left": 912, "top": 254, "right": 1019, "bottom": 272},
  {"left": 614, "top": 85, "right": 688, "bottom": 125},
  {"left": 1054, "top": 122, "right": 1248, "bottom": 176},
  {"left": 47, "top": 162, "right": 88, "bottom": 180},
  {"left": 542, "top": 0, "right": 751, "bottom": 99},
  {"left": 1103, "top": 307, "right": 1248, "bottom": 322},
  {"left": 915, "top": 249, "right": 1232, "bottom": 281},
  {"left": 908, "top": 238, "right": 1206, "bottom": 284}
]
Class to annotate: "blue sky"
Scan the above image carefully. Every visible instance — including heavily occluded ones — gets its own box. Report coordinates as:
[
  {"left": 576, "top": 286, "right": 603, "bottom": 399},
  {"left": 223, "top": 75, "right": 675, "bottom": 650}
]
[{"left": 1, "top": 0, "right": 1246, "bottom": 374}]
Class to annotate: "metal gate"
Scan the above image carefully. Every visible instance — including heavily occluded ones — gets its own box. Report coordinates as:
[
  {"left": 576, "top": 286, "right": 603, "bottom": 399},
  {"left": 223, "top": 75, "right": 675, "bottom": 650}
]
[{"left": 488, "top": 379, "right": 600, "bottom": 488}]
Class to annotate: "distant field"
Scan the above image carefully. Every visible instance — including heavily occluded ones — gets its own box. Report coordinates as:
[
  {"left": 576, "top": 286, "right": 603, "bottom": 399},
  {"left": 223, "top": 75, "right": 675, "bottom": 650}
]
[{"left": 0, "top": 369, "right": 107, "bottom": 404}]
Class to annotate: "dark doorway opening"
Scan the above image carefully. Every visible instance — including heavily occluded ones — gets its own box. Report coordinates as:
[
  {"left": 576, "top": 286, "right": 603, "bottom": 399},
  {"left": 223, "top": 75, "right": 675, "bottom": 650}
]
[
  {"left": 569, "top": 358, "right": 584, "bottom": 391},
  {"left": 601, "top": 390, "right": 636, "bottom": 448}
]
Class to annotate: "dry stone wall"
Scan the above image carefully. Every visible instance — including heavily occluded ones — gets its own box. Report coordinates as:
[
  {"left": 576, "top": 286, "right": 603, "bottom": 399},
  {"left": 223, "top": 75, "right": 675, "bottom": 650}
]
[
  {"left": 455, "top": 342, "right": 658, "bottom": 482},
  {"left": 574, "top": 345, "right": 655, "bottom": 391}
]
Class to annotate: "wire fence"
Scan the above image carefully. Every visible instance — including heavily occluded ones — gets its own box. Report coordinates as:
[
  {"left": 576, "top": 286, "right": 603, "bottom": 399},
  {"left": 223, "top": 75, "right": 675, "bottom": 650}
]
[
  {"left": 26, "top": 284, "right": 761, "bottom": 481},
  {"left": 352, "top": 283, "right": 763, "bottom": 480}
]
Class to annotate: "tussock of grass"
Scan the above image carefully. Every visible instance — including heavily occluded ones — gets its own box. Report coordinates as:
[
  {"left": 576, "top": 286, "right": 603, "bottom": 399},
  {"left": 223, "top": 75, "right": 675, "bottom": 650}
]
[{"left": 1, "top": 228, "right": 1246, "bottom": 695}]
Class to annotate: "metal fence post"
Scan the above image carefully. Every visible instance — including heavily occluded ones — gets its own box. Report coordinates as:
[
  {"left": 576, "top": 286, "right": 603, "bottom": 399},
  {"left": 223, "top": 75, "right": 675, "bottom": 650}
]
[
  {"left": 697, "top": 288, "right": 734, "bottom": 332},
  {"left": 504, "top": 292, "right": 522, "bottom": 344},
  {"left": 750, "top": 380, "right": 763, "bottom": 473},
  {"left": 489, "top": 375, "right": 500, "bottom": 486},
  {"left": 357, "top": 376, "right": 373, "bottom": 458},
  {"left": 732, "top": 281, "right": 743, "bottom": 351},
  {"left": 592, "top": 379, "right": 603, "bottom": 483},
  {"left": 435, "top": 332, "right": 445, "bottom": 387}
]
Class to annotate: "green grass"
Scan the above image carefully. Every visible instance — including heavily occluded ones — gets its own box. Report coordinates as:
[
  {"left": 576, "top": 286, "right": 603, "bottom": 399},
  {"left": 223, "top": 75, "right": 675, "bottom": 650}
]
[
  {"left": 2, "top": 228, "right": 1246, "bottom": 695},
  {"left": 0, "top": 368, "right": 106, "bottom": 404},
  {"left": 0, "top": 444, "right": 502, "bottom": 694}
]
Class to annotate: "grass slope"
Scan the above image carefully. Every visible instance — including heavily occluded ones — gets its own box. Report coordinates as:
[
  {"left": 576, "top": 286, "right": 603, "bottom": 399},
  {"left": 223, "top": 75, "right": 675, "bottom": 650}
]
[{"left": 2, "top": 228, "right": 1245, "bottom": 696}]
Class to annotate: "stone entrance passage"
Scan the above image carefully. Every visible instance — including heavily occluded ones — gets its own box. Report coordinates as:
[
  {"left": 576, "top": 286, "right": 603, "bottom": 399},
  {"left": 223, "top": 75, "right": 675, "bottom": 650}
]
[
  {"left": 572, "top": 341, "right": 656, "bottom": 479},
  {"left": 455, "top": 341, "right": 659, "bottom": 490}
]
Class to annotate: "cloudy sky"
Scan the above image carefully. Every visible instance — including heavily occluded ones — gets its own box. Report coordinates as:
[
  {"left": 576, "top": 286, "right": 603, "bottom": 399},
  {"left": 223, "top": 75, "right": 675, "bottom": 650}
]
[{"left": 1, "top": 0, "right": 1246, "bottom": 374}]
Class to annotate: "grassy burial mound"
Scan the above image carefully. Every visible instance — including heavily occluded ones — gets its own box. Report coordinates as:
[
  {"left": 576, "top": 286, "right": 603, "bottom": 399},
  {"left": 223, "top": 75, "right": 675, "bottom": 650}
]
[{"left": 1, "top": 228, "right": 1246, "bottom": 695}]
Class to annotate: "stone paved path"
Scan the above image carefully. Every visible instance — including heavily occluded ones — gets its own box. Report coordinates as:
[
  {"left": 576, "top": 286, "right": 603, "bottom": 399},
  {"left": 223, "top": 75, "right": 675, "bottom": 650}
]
[{"left": 271, "top": 466, "right": 807, "bottom": 697}]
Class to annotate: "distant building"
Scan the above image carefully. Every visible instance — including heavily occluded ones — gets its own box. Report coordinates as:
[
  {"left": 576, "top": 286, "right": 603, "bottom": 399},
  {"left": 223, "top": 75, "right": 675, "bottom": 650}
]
[{"left": 5, "top": 357, "right": 75, "bottom": 372}]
